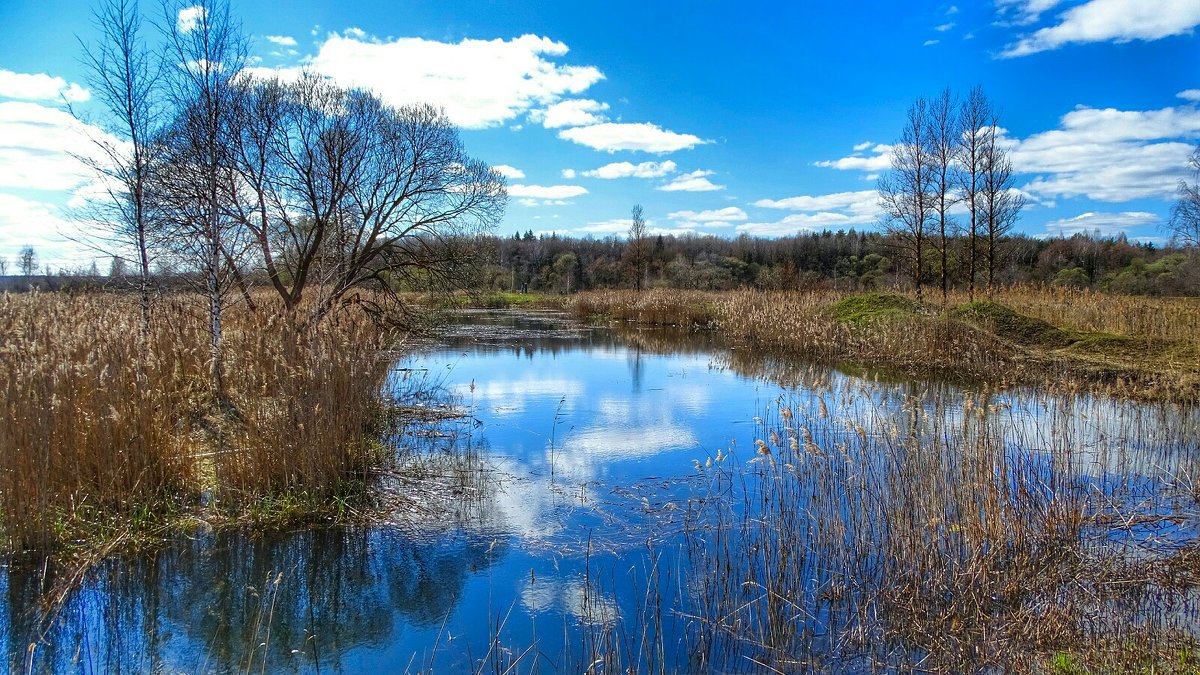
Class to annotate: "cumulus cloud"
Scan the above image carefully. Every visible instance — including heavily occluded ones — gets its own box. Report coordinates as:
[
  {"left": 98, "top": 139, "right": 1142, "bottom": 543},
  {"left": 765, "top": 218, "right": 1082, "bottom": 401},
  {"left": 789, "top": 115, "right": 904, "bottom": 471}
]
[
  {"left": 508, "top": 184, "right": 588, "bottom": 199},
  {"left": 532, "top": 98, "right": 608, "bottom": 128},
  {"left": 823, "top": 102, "right": 1200, "bottom": 203},
  {"left": 1041, "top": 211, "right": 1159, "bottom": 237},
  {"left": 0, "top": 69, "right": 89, "bottom": 103},
  {"left": 580, "top": 160, "right": 676, "bottom": 179},
  {"left": 665, "top": 206, "right": 746, "bottom": 230},
  {"left": 1010, "top": 104, "right": 1200, "bottom": 201},
  {"left": 739, "top": 190, "right": 882, "bottom": 236},
  {"left": 492, "top": 164, "right": 525, "bottom": 179},
  {"left": 561, "top": 168, "right": 577, "bottom": 179},
  {"left": 0, "top": 101, "right": 115, "bottom": 192},
  {"left": 558, "top": 122, "right": 708, "bottom": 153},
  {"left": 667, "top": 206, "right": 747, "bottom": 222},
  {"left": 251, "top": 32, "right": 604, "bottom": 129},
  {"left": 1178, "top": 89, "right": 1200, "bottom": 102},
  {"left": 754, "top": 190, "right": 879, "bottom": 214},
  {"left": 814, "top": 143, "right": 893, "bottom": 172},
  {"left": 0, "top": 193, "right": 97, "bottom": 266},
  {"left": 265, "top": 34, "right": 298, "bottom": 46},
  {"left": 177, "top": 5, "right": 206, "bottom": 33},
  {"left": 577, "top": 218, "right": 637, "bottom": 235},
  {"left": 657, "top": 170, "right": 723, "bottom": 192},
  {"left": 1001, "top": 0, "right": 1200, "bottom": 57}
]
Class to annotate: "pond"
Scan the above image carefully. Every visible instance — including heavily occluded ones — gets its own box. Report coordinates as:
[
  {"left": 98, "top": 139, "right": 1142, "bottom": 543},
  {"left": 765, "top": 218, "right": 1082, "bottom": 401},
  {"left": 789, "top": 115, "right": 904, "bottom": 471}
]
[{"left": 5, "top": 310, "right": 1199, "bottom": 673}]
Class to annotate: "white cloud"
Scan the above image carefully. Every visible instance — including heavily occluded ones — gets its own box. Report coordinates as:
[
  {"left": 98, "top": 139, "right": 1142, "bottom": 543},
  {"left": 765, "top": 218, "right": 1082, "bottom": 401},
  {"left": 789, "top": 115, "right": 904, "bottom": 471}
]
[
  {"left": 492, "top": 164, "right": 525, "bottom": 179},
  {"left": 0, "top": 69, "right": 89, "bottom": 103},
  {"left": 666, "top": 206, "right": 746, "bottom": 230},
  {"left": 532, "top": 98, "right": 608, "bottom": 128},
  {"left": 935, "top": 22, "right": 956, "bottom": 31},
  {"left": 0, "top": 101, "right": 115, "bottom": 192},
  {"left": 1179, "top": 89, "right": 1200, "bottom": 102},
  {"left": 508, "top": 184, "right": 588, "bottom": 199},
  {"left": 265, "top": 35, "right": 298, "bottom": 47},
  {"left": 740, "top": 190, "right": 882, "bottom": 236},
  {"left": 177, "top": 5, "right": 206, "bottom": 33},
  {"left": 580, "top": 160, "right": 676, "bottom": 179},
  {"left": 558, "top": 122, "right": 708, "bottom": 153},
  {"left": 253, "top": 32, "right": 605, "bottom": 129},
  {"left": 1010, "top": 104, "right": 1200, "bottom": 201},
  {"left": 815, "top": 143, "right": 893, "bottom": 172},
  {"left": 736, "top": 213, "right": 868, "bottom": 237},
  {"left": 667, "top": 206, "right": 747, "bottom": 222},
  {"left": 995, "top": 0, "right": 1065, "bottom": 25},
  {"left": 0, "top": 193, "right": 97, "bottom": 267},
  {"left": 754, "top": 190, "right": 879, "bottom": 215},
  {"left": 657, "top": 170, "right": 723, "bottom": 192},
  {"left": 923, "top": 39, "right": 941, "bottom": 46},
  {"left": 561, "top": 169, "right": 577, "bottom": 179},
  {"left": 577, "top": 218, "right": 637, "bottom": 235},
  {"left": 1001, "top": 0, "right": 1200, "bottom": 57},
  {"left": 1041, "top": 211, "right": 1159, "bottom": 237},
  {"left": 852, "top": 140, "right": 873, "bottom": 151}
]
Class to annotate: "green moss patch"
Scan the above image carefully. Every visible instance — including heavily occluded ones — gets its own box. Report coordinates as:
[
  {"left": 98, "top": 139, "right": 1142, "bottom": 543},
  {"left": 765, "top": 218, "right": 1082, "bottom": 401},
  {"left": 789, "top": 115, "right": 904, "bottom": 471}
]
[
  {"left": 830, "top": 293, "right": 920, "bottom": 325},
  {"left": 952, "top": 300, "right": 1076, "bottom": 348}
]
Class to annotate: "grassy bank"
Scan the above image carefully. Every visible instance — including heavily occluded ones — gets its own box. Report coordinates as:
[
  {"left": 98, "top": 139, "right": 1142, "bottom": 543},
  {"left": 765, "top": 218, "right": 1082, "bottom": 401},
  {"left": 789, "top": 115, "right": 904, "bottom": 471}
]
[
  {"left": 560, "top": 287, "right": 1200, "bottom": 402},
  {"left": 0, "top": 291, "right": 396, "bottom": 554}
]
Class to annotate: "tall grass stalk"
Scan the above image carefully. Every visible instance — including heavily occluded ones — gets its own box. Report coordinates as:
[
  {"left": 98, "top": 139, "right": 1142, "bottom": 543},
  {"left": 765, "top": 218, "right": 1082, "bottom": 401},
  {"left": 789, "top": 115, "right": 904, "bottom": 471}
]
[{"left": 0, "top": 291, "right": 393, "bottom": 552}]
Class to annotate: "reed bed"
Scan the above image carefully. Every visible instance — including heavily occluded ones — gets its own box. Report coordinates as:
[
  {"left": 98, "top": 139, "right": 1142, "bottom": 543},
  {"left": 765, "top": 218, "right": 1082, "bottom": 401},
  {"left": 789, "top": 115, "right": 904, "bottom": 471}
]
[
  {"left": 679, "top": 381, "right": 1200, "bottom": 671},
  {"left": 0, "top": 291, "right": 394, "bottom": 552},
  {"left": 566, "top": 287, "right": 1200, "bottom": 401}
]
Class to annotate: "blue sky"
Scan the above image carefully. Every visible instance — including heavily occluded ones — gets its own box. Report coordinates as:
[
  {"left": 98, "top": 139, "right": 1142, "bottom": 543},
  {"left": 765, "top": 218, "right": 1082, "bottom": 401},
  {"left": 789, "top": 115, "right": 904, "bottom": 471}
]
[{"left": 1, "top": 0, "right": 1198, "bottom": 267}]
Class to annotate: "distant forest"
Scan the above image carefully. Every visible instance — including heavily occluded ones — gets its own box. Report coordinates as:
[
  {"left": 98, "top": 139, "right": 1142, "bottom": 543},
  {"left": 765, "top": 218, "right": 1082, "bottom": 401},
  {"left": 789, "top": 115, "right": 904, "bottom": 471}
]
[
  {"left": 5, "top": 229, "right": 1196, "bottom": 297},
  {"left": 471, "top": 229, "right": 1198, "bottom": 297}
]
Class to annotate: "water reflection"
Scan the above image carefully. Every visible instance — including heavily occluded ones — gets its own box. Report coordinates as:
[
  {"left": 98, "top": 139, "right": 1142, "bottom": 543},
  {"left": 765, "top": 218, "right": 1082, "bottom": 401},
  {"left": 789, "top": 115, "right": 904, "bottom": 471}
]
[{"left": 4, "top": 309, "right": 1198, "bottom": 673}]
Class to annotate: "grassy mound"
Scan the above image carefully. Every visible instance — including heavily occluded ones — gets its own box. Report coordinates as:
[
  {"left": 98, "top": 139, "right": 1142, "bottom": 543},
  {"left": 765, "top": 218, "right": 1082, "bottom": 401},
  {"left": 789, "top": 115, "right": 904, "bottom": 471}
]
[
  {"left": 830, "top": 293, "right": 920, "bottom": 325},
  {"left": 952, "top": 300, "right": 1076, "bottom": 348}
]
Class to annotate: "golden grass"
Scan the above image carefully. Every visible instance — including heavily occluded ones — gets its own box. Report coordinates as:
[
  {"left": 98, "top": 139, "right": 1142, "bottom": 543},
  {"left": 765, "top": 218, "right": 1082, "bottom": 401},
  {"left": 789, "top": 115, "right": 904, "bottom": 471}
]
[
  {"left": 564, "top": 286, "right": 1200, "bottom": 402},
  {"left": 0, "top": 291, "right": 393, "bottom": 552}
]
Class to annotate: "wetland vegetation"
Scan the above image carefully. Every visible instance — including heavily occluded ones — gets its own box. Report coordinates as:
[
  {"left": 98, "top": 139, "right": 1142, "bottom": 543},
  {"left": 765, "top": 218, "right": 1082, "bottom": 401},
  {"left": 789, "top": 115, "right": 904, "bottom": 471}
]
[{"left": 2, "top": 0, "right": 1198, "bottom": 671}]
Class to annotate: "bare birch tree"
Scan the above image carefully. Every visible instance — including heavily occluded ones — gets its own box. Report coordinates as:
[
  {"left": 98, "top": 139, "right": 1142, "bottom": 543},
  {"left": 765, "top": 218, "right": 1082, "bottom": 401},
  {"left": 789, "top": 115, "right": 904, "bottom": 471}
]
[
  {"left": 879, "top": 98, "right": 933, "bottom": 301},
  {"left": 927, "top": 88, "right": 959, "bottom": 303},
  {"left": 77, "top": 0, "right": 163, "bottom": 333},
  {"left": 980, "top": 112, "right": 1025, "bottom": 292},
  {"left": 956, "top": 86, "right": 990, "bottom": 301},
  {"left": 156, "top": 0, "right": 246, "bottom": 402},
  {"left": 1170, "top": 145, "right": 1200, "bottom": 248}
]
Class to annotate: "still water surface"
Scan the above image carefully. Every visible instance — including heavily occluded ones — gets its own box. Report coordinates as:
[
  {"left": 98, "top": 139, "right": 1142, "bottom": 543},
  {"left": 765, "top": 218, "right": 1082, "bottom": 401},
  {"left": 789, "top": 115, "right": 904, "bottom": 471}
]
[{"left": 3, "top": 310, "right": 1196, "bottom": 672}]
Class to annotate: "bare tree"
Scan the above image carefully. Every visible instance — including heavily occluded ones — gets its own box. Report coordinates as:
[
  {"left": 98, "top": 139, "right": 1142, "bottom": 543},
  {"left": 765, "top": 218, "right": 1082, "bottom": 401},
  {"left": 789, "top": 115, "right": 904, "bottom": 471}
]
[
  {"left": 980, "top": 112, "right": 1025, "bottom": 292},
  {"left": 18, "top": 246, "right": 38, "bottom": 278},
  {"left": 926, "top": 88, "right": 960, "bottom": 303},
  {"left": 956, "top": 86, "right": 991, "bottom": 301},
  {"left": 628, "top": 204, "right": 647, "bottom": 291},
  {"left": 227, "top": 74, "right": 505, "bottom": 325},
  {"left": 0, "top": 256, "right": 7, "bottom": 276},
  {"left": 879, "top": 98, "right": 934, "bottom": 301},
  {"left": 1170, "top": 145, "right": 1200, "bottom": 248},
  {"left": 77, "top": 0, "right": 163, "bottom": 332},
  {"left": 156, "top": 0, "right": 247, "bottom": 403}
]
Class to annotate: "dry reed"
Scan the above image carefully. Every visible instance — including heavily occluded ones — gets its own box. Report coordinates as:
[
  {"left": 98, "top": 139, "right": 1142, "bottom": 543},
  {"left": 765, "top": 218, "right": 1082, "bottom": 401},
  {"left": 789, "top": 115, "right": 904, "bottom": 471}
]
[{"left": 0, "top": 290, "right": 394, "bottom": 552}]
